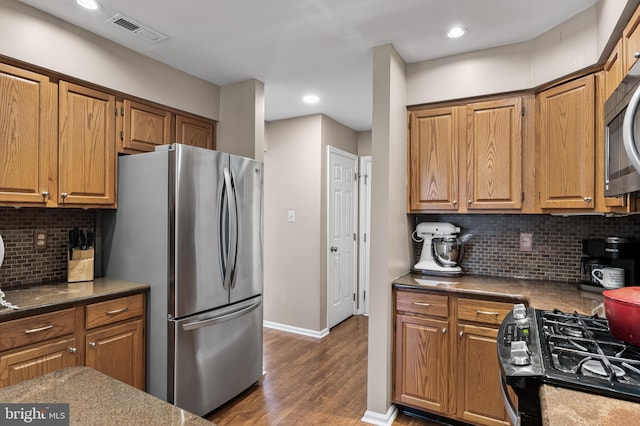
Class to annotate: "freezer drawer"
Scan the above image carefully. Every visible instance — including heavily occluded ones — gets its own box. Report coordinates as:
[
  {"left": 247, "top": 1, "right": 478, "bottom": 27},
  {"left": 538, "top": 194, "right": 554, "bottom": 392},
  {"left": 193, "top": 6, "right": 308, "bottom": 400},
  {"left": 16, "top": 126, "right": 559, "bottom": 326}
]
[{"left": 170, "top": 296, "right": 263, "bottom": 416}]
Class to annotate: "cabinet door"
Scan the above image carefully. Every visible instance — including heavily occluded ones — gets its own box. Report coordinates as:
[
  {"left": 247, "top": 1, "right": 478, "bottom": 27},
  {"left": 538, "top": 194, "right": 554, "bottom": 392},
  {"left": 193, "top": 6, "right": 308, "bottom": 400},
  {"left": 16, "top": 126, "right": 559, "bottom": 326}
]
[
  {"left": 175, "top": 114, "right": 215, "bottom": 150},
  {"left": 537, "top": 75, "right": 595, "bottom": 209},
  {"left": 0, "top": 337, "right": 78, "bottom": 388},
  {"left": 456, "top": 324, "right": 510, "bottom": 426},
  {"left": 466, "top": 97, "right": 522, "bottom": 210},
  {"left": 624, "top": 5, "right": 640, "bottom": 74},
  {"left": 121, "top": 99, "right": 171, "bottom": 153},
  {"left": 394, "top": 313, "right": 450, "bottom": 414},
  {"left": 58, "top": 81, "right": 116, "bottom": 206},
  {"left": 85, "top": 319, "right": 144, "bottom": 390},
  {"left": 408, "top": 107, "right": 460, "bottom": 211},
  {"left": 0, "top": 63, "right": 57, "bottom": 206},
  {"left": 605, "top": 39, "right": 623, "bottom": 101}
]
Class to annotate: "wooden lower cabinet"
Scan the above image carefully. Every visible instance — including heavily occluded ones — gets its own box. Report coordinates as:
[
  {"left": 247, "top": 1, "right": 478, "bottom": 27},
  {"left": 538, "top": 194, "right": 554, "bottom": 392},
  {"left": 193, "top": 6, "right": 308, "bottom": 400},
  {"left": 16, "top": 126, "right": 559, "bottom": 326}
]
[
  {"left": 456, "top": 324, "right": 510, "bottom": 426},
  {"left": 0, "top": 337, "right": 78, "bottom": 388},
  {"left": 0, "top": 292, "right": 145, "bottom": 390},
  {"left": 395, "top": 313, "right": 451, "bottom": 414},
  {"left": 394, "top": 289, "right": 513, "bottom": 426},
  {"left": 86, "top": 319, "right": 144, "bottom": 390}
]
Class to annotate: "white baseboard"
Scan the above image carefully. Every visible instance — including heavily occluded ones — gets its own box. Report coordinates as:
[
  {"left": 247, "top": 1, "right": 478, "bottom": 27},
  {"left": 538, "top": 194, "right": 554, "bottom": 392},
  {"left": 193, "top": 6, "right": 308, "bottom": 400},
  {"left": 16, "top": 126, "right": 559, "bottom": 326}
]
[
  {"left": 361, "top": 405, "right": 398, "bottom": 426},
  {"left": 263, "top": 320, "right": 329, "bottom": 339}
]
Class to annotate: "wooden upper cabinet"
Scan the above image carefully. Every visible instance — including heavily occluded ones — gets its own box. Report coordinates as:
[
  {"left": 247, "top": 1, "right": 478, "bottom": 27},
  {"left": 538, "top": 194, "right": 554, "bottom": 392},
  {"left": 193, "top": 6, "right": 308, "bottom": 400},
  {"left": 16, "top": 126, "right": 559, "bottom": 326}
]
[
  {"left": 0, "top": 63, "right": 57, "bottom": 206},
  {"left": 408, "top": 107, "right": 460, "bottom": 211},
  {"left": 537, "top": 74, "right": 595, "bottom": 209},
  {"left": 623, "top": 5, "right": 640, "bottom": 74},
  {"left": 466, "top": 97, "right": 522, "bottom": 210},
  {"left": 58, "top": 81, "right": 116, "bottom": 206},
  {"left": 121, "top": 99, "right": 171, "bottom": 153},
  {"left": 604, "top": 38, "right": 624, "bottom": 101},
  {"left": 175, "top": 114, "right": 215, "bottom": 150}
]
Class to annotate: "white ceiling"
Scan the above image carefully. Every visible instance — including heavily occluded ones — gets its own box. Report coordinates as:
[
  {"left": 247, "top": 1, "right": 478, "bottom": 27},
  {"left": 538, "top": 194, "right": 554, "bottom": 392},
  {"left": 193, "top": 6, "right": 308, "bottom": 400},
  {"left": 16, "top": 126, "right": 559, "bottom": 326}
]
[{"left": 19, "top": 0, "right": 597, "bottom": 131}]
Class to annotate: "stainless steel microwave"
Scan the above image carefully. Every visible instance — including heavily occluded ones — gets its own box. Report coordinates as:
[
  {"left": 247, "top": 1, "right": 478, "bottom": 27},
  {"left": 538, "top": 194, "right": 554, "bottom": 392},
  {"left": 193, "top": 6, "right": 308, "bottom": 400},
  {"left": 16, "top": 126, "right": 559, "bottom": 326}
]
[{"left": 605, "top": 60, "right": 640, "bottom": 196}]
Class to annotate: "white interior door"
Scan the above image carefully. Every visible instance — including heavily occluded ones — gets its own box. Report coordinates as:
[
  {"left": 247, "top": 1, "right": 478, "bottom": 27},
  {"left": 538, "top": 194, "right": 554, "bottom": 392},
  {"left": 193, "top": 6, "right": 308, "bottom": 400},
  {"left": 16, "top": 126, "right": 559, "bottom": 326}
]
[
  {"left": 358, "top": 156, "right": 372, "bottom": 315},
  {"left": 328, "top": 146, "right": 358, "bottom": 328}
]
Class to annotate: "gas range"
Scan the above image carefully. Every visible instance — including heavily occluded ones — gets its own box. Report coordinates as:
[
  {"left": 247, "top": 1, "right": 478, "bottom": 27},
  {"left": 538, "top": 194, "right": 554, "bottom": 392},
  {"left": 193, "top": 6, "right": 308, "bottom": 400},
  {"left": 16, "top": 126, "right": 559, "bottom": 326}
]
[{"left": 497, "top": 304, "right": 640, "bottom": 425}]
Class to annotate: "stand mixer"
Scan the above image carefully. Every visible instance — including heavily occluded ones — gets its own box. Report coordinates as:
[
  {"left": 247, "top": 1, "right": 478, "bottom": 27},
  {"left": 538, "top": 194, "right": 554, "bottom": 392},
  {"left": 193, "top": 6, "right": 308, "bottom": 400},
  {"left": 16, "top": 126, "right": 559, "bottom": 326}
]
[{"left": 412, "top": 222, "right": 471, "bottom": 277}]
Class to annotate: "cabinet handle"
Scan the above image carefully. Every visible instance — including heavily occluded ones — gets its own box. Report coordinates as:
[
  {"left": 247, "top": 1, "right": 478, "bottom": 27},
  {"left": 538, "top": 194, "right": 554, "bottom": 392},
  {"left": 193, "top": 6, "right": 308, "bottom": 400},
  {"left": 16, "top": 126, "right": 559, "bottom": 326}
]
[
  {"left": 89, "top": 342, "right": 96, "bottom": 348},
  {"left": 107, "top": 307, "right": 129, "bottom": 315},
  {"left": 61, "top": 192, "right": 68, "bottom": 200},
  {"left": 583, "top": 197, "right": 592, "bottom": 202},
  {"left": 412, "top": 302, "right": 431, "bottom": 307},
  {"left": 459, "top": 331, "right": 464, "bottom": 338},
  {"left": 41, "top": 191, "right": 49, "bottom": 200},
  {"left": 69, "top": 347, "right": 77, "bottom": 354},
  {"left": 24, "top": 324, "right": 54, "bottom": 334},
  {"left": 441, "top": 327, "right": 447, "bottom": 334},
  {"left": 477, "top": 310, "right": 500, "bottom": 316}
]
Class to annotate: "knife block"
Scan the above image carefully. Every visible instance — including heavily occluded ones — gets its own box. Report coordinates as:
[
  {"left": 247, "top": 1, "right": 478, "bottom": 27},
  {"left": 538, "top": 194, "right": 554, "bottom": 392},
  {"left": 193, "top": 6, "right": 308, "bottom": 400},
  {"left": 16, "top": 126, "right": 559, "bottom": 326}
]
[{"left": 67, "top": 248, "right": 94, "bottom": 283}]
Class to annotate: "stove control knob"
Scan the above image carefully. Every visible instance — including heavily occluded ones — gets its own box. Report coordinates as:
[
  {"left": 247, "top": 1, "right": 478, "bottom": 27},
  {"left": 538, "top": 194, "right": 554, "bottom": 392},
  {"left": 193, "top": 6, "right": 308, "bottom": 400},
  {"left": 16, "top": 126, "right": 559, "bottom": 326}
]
[
  {"left": 513, "top": 303, "right": 527, "bottom": 320},
  {"left": 510, "top": 341, "right": 531, "bottom": 366}
]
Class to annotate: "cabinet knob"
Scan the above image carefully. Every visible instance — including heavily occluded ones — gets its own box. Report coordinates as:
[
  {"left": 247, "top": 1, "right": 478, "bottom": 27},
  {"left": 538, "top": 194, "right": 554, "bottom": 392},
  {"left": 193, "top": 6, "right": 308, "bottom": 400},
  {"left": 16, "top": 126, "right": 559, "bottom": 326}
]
[
  {"left": 61, "top": 192, "right": 68, "bottom": 200},
  {"left": 69, "top": 347, "right": 77, "bottom": 354},
  {"left": 441, "top": 327, "right": 447, "bottom": 334},
  {"left": 41, "top": 191, "right": 49, "bottom": 200},
  {"left": 330, "top": 246, "right": 338, "bottom": 253},
  {"left": 89, "top": 342, "right": 96, "bottom": 348},
  {"left": 459, "top": 331, "right": 464, "bottom": 338},
  {"left": 583, "top": 197, "right": 592, "bottom": 203},
  {"left": 635, "top": 52, "right": 640, "bottom": 59},
  {"left": 467, "top": 200, "right": 472, "bottom": 205},
  {"left": 453, "top": 200, "right": 457, "bottom": 206}
]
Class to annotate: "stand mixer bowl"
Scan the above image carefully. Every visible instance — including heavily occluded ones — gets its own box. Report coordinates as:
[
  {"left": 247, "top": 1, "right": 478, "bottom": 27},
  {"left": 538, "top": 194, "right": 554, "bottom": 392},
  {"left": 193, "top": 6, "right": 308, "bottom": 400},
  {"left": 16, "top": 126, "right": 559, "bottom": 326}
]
[{"left": 431, "top": 237, "right": 464, "bottom": 267}]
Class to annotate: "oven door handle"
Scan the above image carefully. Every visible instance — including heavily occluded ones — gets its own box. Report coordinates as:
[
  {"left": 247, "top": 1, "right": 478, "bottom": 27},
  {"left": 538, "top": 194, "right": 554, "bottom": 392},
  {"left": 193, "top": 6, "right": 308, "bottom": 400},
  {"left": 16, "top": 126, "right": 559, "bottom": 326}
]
[
  {"left": 622, "top": 83, "right": 640, "bottom": 175},
  {"left": 500, "top": 372, "right": 519, "bottom": 426}
]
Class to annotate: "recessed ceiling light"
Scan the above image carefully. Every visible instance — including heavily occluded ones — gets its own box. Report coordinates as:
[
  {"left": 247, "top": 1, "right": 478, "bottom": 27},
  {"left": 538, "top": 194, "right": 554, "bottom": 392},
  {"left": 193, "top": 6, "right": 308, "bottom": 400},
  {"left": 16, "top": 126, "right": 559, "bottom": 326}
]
[
  {"left": 77, "top": 0, "right": 101, "bottom": 10},
  {"left": 447, "top": 27, "right": 466, "bottom": 38},
  {"left": 303, "top": 94, "right": 320, "bottom": 104}
]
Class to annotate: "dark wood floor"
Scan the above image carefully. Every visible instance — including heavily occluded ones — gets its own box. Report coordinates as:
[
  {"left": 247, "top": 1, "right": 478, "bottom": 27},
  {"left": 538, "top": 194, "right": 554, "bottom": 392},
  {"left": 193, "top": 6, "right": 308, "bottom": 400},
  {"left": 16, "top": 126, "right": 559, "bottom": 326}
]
[{"left": 206, "top": 315, "right": 442, "bottom": 425}]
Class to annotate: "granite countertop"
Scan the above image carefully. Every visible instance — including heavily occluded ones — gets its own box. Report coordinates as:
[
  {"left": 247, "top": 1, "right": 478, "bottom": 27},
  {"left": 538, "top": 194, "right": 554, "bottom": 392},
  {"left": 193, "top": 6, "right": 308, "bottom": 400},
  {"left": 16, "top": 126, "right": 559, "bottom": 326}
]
[
  {"left": 0, "top": 366, "right": 212, "bottom": 425},
  {"left": 393, "top": 273, "right": 604, "bottom": 315},
  {"left": 0, "top": 278, "right": 150, "bottom": 320},
  {"left": 540, "top": 385, "right": 640, "bottom": 425}
]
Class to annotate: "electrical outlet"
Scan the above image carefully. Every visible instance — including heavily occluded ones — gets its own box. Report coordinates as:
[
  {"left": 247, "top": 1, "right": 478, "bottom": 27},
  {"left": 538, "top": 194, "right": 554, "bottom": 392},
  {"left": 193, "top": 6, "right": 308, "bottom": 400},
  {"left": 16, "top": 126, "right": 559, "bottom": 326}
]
[
  {"left": 520, "top": 232, "right": 533, "bottom": 252},
  {"left": 34, "top": 230, "right": 47, "bottom": 251},
  {"left": 287, "top": 210, "right": 296, "bottom": 223}
]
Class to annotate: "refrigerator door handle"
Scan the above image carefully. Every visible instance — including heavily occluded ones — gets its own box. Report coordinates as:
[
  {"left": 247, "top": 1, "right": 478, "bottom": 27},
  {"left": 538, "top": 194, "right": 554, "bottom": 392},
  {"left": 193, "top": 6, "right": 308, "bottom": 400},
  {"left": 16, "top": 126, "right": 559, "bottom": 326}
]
[
  {"left": 181, "top": 299, "right": 261, "bottom": 331},
  {"left": 222, "top": 167, "right": 238, "bottom": 291}
]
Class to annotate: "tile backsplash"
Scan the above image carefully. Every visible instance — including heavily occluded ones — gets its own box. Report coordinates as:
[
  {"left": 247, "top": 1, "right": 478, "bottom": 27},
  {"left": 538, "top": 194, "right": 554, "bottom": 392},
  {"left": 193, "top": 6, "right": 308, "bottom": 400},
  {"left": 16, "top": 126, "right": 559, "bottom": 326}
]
[
  {"left": 414, "top": 214, "right": 640, "bottom": 283},
  {"left": 0, "top": 208, "right": 96, "bottom": 289}
]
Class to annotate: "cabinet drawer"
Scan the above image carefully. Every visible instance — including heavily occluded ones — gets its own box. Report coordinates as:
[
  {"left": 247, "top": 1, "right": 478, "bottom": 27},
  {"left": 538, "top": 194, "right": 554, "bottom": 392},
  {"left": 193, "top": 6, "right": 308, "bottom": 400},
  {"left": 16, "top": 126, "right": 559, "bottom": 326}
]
[
  {"left": 86, "top": 294, "right": 144, "bottom": 329},
  {"left": 457, "top": 298, "right": 512, "bottom": 326},
  {"left": 396, "top": 291, "right": 448, "bottom": 318},
  {"left": 0, "top": 308, "right": 76, "bottom": 351}
]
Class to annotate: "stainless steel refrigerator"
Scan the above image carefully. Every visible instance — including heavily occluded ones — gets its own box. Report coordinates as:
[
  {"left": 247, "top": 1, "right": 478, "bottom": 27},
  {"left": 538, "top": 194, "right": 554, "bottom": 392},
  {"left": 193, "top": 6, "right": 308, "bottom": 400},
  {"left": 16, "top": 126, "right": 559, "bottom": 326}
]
[{"left": 101, "top": 143, "right": 263, "bottom": 416}]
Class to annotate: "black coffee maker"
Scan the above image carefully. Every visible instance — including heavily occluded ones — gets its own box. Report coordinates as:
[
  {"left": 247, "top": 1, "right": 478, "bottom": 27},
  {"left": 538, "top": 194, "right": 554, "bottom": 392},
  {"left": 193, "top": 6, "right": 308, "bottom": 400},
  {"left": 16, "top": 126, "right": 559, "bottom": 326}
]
[{"left": 579, "top": 237, "right": 640, "bottom": 292}]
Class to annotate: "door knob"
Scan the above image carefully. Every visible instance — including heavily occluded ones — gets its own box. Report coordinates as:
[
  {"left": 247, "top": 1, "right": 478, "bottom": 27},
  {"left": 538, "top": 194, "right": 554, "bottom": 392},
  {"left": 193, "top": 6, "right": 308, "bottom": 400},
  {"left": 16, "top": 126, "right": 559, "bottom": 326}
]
[{"left": 330, "top": 246, "right": 338, "bottom": 252}]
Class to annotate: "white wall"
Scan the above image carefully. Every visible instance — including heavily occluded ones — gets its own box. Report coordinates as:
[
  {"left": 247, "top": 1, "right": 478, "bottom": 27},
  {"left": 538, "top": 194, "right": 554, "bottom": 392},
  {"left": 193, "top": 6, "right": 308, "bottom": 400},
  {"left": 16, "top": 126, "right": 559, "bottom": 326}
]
[
  {"left": 264, "top": 114, "right": 357, "bottom": 332},
  {"left": 358, "top": 131, "right": 372, "bottom": 157},
  {"left": 0, "top": 0, "right": 219, "bottom": 119},
  {"left": 218, "top": 79, "right": 265, "bottom": 159},
  {"left": 264, "top": 115, "right": 323, "bottom": 331},
  {"left": 406, "top": 2, "right": 640, "bottom": 107},
  {"left": 365, "top": 43, "right": 410, "bottom": 421}
]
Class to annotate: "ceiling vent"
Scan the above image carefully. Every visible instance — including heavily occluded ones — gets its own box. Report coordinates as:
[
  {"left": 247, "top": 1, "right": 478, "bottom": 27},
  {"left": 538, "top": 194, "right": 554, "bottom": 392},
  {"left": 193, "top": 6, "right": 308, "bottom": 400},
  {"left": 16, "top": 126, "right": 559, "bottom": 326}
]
[{"left": 105, "top": 14, "right": 167, "bottom": 42}]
